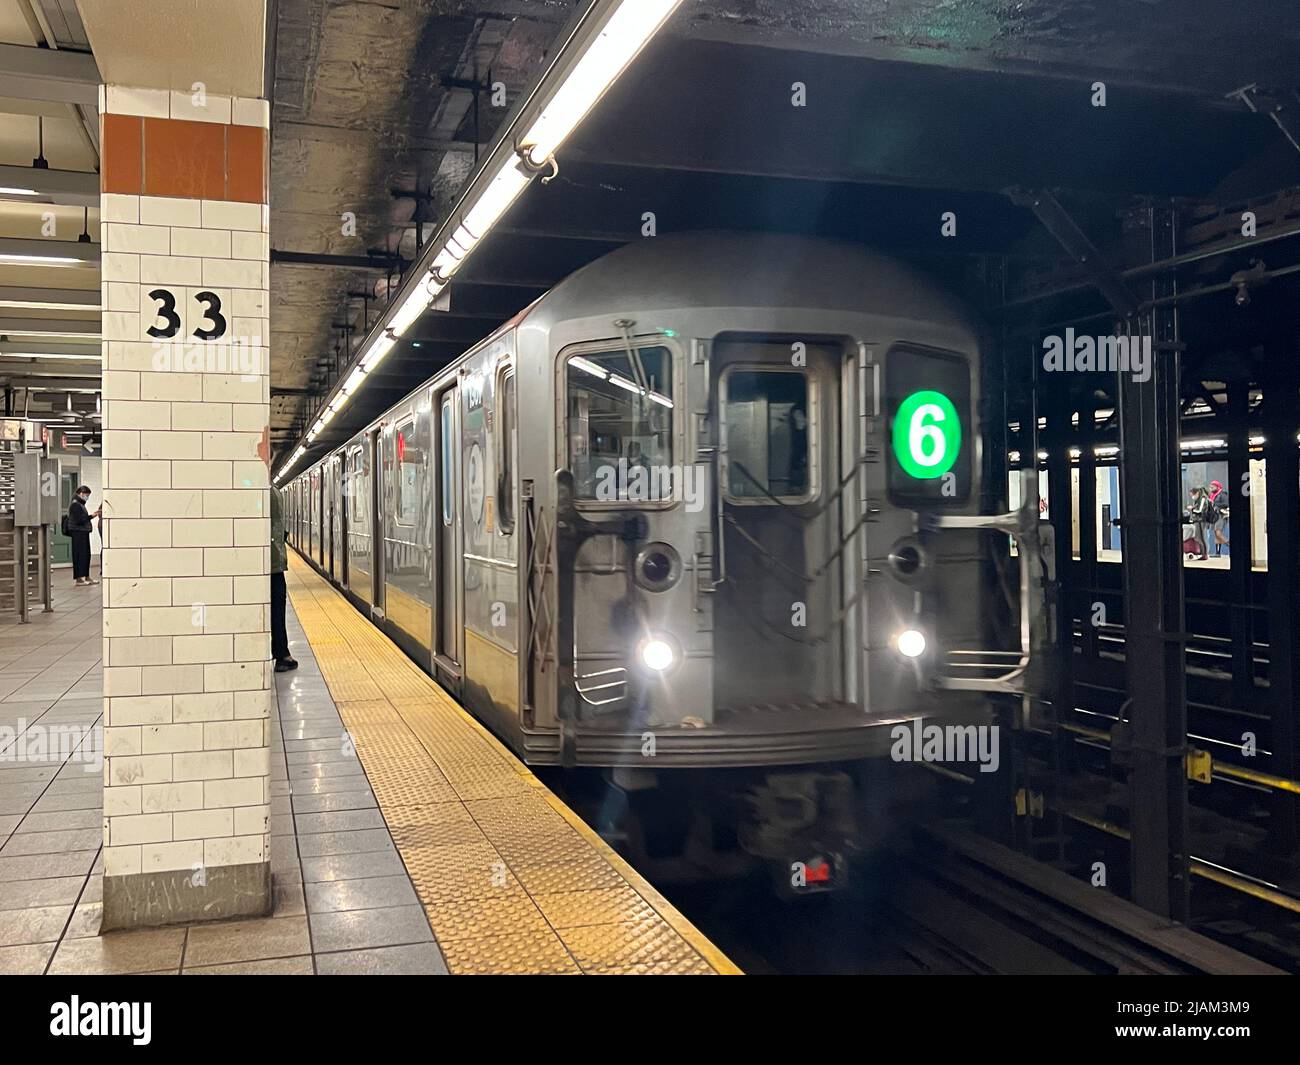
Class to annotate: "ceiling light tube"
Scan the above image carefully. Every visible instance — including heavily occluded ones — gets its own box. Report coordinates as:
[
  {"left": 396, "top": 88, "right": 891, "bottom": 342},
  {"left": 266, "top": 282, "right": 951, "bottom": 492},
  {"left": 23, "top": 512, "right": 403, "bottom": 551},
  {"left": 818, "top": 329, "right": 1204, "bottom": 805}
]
[
  {"left": 519, "top": 0, "right": 683, "bottom": 167},
  {"left": 0, "top": 351, "right": 100, "bottom": 361},
  {"left": 281, "top": 0, "right": 683, "bottom": 474},
  {"left": 570, "top": 356, "right": 608, "bottom": 379},
  {"left": 0, "top": 254, "right": 83, "bottom": 266},
  {"left": 0, "top": 297, "right": 100, "bottom": 310},
  {"left": 0, "top": 329, "right": 100, "bottom": 340},
  {"left": 461, "top": 160, "right": 531, "bottom": 241},
  {"left": 0, "top": 187, "right": 39, "bottom": 196},
  {"left": 342, "top": 367, "right": 367, "bottom": 395},
  {"left": 385, "top": 293, "right": 428, "bottom": 338}
]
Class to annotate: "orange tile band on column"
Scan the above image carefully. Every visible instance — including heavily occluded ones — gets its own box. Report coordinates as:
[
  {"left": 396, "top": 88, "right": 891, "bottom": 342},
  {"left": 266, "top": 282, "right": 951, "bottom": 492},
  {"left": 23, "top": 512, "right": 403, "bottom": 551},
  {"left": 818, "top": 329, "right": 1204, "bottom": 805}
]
[{"left": 101, "top": 113, "right": 266, "bottom": 202}]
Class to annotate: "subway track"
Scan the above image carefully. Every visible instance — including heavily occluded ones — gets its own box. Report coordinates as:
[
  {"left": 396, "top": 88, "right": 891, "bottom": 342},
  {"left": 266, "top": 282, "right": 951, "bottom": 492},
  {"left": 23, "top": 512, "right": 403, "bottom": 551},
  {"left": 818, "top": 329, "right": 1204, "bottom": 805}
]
[{"left": 649, "top": 821, "right": 1284, "bottom": 975}]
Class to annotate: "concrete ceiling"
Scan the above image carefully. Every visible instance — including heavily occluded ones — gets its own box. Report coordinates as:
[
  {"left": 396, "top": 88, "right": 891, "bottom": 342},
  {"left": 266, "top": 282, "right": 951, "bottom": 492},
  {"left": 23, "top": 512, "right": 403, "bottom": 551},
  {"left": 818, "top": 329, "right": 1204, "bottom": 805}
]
[
  {"left": 258, "top": 1, "right": 1300, "bottom": 461},
  {"left": 268, "top": 0, "right": 573, "bottom": 447}
]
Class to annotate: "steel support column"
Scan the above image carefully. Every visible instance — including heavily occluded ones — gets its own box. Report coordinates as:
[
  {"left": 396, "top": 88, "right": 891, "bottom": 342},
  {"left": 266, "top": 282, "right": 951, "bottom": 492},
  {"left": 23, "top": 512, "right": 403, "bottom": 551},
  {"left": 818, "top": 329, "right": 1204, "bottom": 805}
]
[
  {"left": 1078, "top": 393, "right": 1099, "bottom": 665},
  {"left": 1118, "top": 205, "right": 1190, "bottom": 920},
  {"left": 1263, "top": 344, "right": 1300, "bottom": 854},
  {"left": 1225, "top": 378, "right": 1255, "bottom": 707}
]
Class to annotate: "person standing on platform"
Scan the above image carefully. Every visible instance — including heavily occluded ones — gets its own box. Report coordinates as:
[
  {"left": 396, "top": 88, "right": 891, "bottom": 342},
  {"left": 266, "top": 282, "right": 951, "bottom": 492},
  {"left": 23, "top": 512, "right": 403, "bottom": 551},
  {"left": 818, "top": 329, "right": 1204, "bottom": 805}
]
[
  {"left": 66, "top": 485, "right": 99, "bottom": 587},
  {"left": 270, "top": 482, "right": 297, "bottom": 673},
  {"left": 1187, "top": 485, "right": 1211, "bottom": 561}
]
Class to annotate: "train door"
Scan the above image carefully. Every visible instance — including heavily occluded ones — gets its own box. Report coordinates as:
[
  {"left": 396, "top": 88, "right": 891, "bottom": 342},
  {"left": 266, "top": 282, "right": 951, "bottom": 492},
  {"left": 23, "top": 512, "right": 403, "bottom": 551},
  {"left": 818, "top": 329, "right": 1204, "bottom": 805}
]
[
  {"left": 327, "top": 456, "right": 340, "bottom": 581},
  {"left": 368, "top": 429, "right": 383, "bottom": 612},
  {"left": 338, "top": 452, "right": 349, "bottom": 587},
  {"left": 711, "top": 336, "right": 844, "bottom": 711},
  {"left": 434, "top": 384, "right": 463, "bottom": 681}
]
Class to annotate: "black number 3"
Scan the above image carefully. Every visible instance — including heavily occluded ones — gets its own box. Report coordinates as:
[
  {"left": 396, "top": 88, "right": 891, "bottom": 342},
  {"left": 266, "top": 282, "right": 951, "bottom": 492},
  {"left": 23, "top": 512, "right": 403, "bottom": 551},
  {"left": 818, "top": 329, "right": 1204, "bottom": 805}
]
[
  {"left": 146, "top": 289, "right": 181, "bottom": 339},
  {"left": 193, "top": 290, "right": 227, "bottom": 340}
]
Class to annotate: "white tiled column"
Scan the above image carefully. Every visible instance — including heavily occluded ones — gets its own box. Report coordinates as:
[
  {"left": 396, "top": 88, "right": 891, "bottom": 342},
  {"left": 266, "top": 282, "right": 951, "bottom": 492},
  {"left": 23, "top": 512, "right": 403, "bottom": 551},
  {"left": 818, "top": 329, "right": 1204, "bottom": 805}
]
[{"left": 99, "top": 86, "right": 274, "bottom": 929}]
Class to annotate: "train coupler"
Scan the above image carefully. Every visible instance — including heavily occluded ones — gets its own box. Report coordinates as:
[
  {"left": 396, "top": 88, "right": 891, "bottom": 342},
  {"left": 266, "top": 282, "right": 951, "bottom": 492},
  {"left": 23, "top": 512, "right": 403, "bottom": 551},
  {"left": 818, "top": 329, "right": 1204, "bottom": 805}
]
[{"left": 740, "top": 770, "right": 857, "bottom": 898}]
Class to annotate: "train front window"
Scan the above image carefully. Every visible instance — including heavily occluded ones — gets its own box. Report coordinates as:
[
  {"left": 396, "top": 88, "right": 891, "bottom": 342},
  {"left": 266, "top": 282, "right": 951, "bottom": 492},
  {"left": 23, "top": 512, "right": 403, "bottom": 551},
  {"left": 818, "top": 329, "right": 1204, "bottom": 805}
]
[
  {"left": 565, "top": 344, "right": 674, "bottom": 501},
  {"left": 723, "top": 369, "right": 813, "bottom": 502}
]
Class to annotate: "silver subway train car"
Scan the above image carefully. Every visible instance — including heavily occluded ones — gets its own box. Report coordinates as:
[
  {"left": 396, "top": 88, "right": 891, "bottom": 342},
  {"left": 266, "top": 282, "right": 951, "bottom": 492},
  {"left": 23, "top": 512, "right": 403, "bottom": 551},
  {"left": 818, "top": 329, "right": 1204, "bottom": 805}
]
[{"left": 285, "top": 232, "right": 1043, "bottom": 887}]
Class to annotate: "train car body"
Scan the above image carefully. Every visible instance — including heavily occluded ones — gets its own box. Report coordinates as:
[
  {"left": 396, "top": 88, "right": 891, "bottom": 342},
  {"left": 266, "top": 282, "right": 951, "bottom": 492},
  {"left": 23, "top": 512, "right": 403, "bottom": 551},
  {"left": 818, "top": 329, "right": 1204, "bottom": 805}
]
[{"left": 288, "top": 232, "right": 1043, "bottom": 887}]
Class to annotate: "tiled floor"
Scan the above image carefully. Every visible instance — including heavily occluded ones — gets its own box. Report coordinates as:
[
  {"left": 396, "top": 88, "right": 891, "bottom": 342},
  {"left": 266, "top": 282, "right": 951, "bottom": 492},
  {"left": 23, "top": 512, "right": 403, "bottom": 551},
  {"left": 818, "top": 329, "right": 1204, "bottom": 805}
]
[{"left": 0, "top": 562, "right": 447, "bottom": 975}]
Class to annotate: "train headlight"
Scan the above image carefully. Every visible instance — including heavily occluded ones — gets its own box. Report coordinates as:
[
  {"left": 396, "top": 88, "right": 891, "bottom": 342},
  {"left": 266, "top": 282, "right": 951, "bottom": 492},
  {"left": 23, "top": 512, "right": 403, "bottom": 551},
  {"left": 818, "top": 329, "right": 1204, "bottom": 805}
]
[
  {"left": 895, "top": 628, "right": 927, "bottom": 659},
  {"left": 638, "top": 634, "right": 678, "bottom": 672}
]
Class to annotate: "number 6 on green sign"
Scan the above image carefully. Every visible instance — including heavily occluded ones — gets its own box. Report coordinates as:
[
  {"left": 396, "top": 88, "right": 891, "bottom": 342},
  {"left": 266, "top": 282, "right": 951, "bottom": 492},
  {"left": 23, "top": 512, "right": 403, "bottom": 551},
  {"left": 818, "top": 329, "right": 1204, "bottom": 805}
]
[{"left": 893, "top": 389, "right": 961, "bottom": 479}]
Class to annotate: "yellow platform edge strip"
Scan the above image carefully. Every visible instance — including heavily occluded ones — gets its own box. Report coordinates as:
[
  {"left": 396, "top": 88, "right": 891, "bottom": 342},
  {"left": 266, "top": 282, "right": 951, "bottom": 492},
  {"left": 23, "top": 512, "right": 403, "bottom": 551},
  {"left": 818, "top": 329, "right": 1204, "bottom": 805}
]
[{"left": 286, "top": 550, "right": 743, "bottom": 975}]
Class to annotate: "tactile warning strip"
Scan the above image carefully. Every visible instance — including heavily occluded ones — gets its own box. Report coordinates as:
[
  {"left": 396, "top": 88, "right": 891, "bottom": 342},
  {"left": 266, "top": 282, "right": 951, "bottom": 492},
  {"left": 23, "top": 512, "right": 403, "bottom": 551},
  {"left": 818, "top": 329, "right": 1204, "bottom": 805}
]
[{"left": 286, "top": 553, "right": 740, "bottom": 976}]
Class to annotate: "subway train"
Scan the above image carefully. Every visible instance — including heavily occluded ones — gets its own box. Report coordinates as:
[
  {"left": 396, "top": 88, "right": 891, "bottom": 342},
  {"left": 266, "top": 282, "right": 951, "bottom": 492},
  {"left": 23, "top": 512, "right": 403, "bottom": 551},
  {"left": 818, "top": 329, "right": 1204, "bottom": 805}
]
[{"left": 285, "top": 232, "right": 1044, "bottom": 889}]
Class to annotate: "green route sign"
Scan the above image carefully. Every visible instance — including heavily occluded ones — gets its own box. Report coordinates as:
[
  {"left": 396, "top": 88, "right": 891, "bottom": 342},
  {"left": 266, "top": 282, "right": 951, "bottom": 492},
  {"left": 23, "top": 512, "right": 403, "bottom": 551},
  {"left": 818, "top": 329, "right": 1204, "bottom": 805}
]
[{"left": 892, "top": 389, "right": 961, "bottom": 479}]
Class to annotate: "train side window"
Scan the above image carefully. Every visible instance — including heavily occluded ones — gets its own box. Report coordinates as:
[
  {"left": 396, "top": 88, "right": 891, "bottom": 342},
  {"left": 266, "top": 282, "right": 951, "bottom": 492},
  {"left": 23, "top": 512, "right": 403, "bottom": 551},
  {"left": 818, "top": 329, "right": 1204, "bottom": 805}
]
[
  {"left": 440, "top": 397, "right": 455, "bottom": 527},
  {"left": 496, "top": 367, "right": 516, "bottom": 535},
  {"left": 394, "top": 418, "right": 420, "bottom": 527},
  {"left": 722, "top": 369, "right": 814, "bottom": 503},
  {"left": 348, "top": 447, "right": 367, "bottom": 533}
]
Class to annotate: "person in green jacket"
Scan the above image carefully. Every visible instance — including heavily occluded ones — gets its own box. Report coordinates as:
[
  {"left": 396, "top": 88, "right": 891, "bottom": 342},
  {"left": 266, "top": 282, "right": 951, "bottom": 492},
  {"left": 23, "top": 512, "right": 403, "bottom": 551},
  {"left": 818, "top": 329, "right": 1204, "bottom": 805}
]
[{"left": 270, "top": 484, "right": 297, "bottom": 672}]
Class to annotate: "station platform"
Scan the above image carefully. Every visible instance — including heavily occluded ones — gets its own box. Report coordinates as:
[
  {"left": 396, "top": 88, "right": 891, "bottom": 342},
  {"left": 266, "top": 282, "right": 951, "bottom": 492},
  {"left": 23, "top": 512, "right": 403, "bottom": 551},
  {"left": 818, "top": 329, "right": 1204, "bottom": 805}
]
[
  {"left": 0, "top": 554, "right": 737, "bottom": 975},
  {"left": 284, "top": 553, "right": 738, "bottom": 975}
]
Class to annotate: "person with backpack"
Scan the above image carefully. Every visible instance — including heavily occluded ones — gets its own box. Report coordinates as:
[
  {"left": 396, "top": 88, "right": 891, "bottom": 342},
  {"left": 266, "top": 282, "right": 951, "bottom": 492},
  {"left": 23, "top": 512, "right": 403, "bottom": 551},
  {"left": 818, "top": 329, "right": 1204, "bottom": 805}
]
[{"left": 65, "top": 485, "right": 100, "bottom": 586}]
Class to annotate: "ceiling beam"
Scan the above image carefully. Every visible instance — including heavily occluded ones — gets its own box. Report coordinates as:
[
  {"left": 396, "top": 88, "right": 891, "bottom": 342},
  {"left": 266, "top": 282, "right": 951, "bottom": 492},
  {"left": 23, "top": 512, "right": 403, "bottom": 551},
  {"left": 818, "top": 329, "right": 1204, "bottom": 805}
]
[
  {"left": 0, "top": 163, "right": 99, "bottom": 207},
  {"left": 1, "top": 376, "right": 100, "bottom": 391},
  {"left": 0, "top": 286, "right": 100, "bottom": 310},
  {"left": 271, "top": 249, "right": 405, "bottom": 270},
  {"left": 0, "top": 317, "right": 99, "bottom": 337},
  {"left": 0, "top": 236, "right": 100, "bottom": 266},
  {"left": 0, "top": 42, "right": 99, "bottom": 106},
  {"left": 0, "top": 341, "right": 99, "bottom": 357}
]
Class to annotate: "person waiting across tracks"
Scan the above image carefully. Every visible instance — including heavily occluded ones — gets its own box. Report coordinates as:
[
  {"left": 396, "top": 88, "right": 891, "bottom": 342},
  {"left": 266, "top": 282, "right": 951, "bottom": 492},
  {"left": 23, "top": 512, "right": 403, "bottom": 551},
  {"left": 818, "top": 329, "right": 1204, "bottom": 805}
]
[
  {"left": 65, "top": 485, "right": 99, "bottom": 587},
  {"left": 1186, "top": 485, "right": 1211, "bottom": 561},
  {"left": 270, "top": 480, "right": 297, "bottom": 673},
  {"left": 1207, "top": 478, "right": 1229, "bottom": 555}
]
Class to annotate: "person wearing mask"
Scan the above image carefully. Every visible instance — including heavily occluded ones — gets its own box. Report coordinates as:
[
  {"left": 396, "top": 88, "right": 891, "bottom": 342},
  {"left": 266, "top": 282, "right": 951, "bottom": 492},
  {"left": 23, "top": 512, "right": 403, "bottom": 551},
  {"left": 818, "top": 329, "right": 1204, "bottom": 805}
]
[
  {"left": 270, "top": 483, "right": 297, "bottom": 673},
  {"left": 67, "top": 485, "right": 99, "bottom": 587}
]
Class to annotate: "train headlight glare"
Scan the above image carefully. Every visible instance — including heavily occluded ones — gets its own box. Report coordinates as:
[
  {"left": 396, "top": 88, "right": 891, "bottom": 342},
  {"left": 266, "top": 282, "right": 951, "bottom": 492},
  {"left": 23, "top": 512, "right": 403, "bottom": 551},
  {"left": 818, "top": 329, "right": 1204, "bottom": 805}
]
[
  {"left": 896, "top": 629, "right": 927, "bottom": 659},
  {"left": 639, "top": 636, "right": 676, "bottom": 672}
]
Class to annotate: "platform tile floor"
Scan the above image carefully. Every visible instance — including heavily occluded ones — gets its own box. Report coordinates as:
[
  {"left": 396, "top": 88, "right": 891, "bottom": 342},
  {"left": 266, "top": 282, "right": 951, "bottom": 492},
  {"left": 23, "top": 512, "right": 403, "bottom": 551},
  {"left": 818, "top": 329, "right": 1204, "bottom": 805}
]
[{"left": 0, "top": 561, "right": 448, "bottom": 975}]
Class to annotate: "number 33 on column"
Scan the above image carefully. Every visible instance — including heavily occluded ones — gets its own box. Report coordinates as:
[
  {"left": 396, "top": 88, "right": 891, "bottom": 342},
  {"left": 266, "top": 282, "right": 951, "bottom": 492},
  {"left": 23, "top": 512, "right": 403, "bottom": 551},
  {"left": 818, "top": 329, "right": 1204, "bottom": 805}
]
[{"left": 143, "top": 287, "right": 229, "bottom": 341}]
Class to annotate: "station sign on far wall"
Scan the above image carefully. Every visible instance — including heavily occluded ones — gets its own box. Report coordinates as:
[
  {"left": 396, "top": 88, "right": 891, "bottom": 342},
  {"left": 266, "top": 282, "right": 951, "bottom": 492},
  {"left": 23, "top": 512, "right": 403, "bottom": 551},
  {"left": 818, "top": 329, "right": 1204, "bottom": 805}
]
[{"left": 886, "top": 345, "right": 972, "bottom": 506}]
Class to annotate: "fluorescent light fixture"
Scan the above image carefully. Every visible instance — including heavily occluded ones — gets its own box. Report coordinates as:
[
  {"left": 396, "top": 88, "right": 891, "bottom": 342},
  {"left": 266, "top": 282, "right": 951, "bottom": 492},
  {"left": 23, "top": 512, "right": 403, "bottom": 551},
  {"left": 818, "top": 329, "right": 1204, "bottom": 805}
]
[
  {"left": 342, "top": 367, "right": 367, "bottom": 395},
  {"left": 519, "top": 0, "right": 683, "bottom": 167},
  {"left": 276, "top": 0, "right": 683, "bottom": 487},
  {"left": 0, "top": 186, "right": 39, "bottom": 196},
  {"left": 0, "top": 327, "right": 99, "bottom": 340},
  {"left": 607, "top": 373, "right": 643, "bottom": 395},
  {"left": 0, "top": 351, "right": 100, "bottom": 361},
  {"left": 361, "top": 333, "right": 396, "bottom": 371},
  {"left": 570, "top": 356, "right": 608, "bottom": 379},
  {"left": 455, "top": 157, "right": 531, "bottom": 256},
  {"left": 386, "top": 288, "right": 431, "bottom": 337},
  {"left": 0, "top": 297, "right": 100, "bottom": 310},
  {"left": 0, "top": 253, "right": 83, "bottom": 266},
  {"left": 605, "top": 370, "right": 671, "bottom": 407}
]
